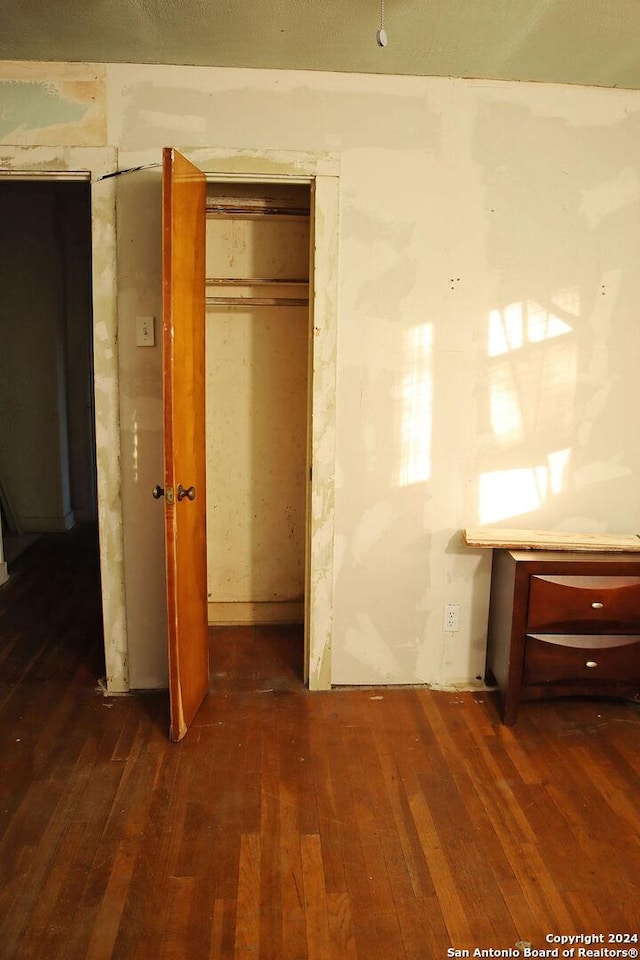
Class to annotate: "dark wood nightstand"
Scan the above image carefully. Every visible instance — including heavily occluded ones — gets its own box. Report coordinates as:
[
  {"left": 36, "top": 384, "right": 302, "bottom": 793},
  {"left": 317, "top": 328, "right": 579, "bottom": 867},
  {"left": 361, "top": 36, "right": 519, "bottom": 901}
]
[{"left": 486, "top": 549, "right": 640, "bottom": 724}]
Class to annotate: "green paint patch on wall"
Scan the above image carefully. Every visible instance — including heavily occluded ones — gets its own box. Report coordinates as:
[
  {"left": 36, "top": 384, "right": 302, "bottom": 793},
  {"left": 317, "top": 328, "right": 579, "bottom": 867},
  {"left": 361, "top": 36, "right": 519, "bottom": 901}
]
[{"left": 0, "top": 81, "right": 87, "bottom": 138}]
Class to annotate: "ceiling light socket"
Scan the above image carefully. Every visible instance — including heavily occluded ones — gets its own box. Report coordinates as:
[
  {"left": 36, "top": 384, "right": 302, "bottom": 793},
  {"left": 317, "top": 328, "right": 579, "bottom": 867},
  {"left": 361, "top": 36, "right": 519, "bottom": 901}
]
[{"left": 376, "top": 27, "right": 388, "bottom": 47}]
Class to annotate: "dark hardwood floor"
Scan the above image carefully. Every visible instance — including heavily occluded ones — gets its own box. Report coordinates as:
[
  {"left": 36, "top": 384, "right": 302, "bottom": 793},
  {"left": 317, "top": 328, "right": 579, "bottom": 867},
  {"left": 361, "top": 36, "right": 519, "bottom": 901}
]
[{"left": 1, "top": 529, "right": 639, "bottom": 958}]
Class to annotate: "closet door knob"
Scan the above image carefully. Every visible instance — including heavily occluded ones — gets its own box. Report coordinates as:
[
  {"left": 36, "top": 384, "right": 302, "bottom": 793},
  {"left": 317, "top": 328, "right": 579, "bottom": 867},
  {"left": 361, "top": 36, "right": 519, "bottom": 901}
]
[
  {"left": 177, "top": 484, "right": 196, "bottom": 502},
  {"left": 152, "top": 484, "right": 174, "bottom": 503}
]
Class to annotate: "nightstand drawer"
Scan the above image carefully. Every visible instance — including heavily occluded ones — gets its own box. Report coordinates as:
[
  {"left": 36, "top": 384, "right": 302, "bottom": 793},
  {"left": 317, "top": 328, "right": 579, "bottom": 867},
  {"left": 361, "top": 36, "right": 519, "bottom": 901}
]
[
  {"left": 524, "top": 633, "right": 640, "bottom": 684},
  {"left": 528, "top": 575, "right": 640, "bottom": 632}
]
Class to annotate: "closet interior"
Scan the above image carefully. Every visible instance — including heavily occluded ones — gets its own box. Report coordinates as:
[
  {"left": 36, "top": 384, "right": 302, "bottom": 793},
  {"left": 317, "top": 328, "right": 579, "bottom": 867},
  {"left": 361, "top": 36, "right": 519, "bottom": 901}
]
[{"left": 204, "top": 181, "right": 312, "bottom": 629}]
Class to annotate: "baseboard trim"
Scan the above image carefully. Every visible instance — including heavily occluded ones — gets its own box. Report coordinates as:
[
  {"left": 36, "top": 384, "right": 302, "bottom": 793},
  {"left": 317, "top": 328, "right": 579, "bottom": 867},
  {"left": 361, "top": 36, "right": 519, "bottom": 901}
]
[{"left": 208, "top": 600, "right": 304, "bottom": 625}]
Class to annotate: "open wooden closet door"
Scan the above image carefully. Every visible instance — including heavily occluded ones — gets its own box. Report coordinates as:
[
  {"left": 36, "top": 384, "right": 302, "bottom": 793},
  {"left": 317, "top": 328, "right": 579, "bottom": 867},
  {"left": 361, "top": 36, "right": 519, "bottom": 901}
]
[{"left": 160, "top": 147, "right": 208, "bottom": 741}]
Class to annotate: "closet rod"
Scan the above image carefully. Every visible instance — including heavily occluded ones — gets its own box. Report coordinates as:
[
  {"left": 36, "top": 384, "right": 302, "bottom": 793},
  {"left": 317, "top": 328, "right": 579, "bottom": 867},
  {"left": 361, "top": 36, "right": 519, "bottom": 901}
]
[
  {"left": 206, "top": 278, "right": 308, "bottom": 287},
  {"left": 206, "top": 296, "right": 309, "bottom": 307}
]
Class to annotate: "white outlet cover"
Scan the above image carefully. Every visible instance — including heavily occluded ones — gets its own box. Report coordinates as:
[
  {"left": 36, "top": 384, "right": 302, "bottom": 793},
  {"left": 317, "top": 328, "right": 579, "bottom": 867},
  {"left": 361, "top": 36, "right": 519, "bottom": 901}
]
[{"left": 443, "top": 603, "right": 460, "bottom": 631}]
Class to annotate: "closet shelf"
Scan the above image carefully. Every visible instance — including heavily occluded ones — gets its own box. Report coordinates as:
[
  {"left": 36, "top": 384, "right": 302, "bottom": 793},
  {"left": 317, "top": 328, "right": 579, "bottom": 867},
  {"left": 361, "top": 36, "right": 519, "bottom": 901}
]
[
  {"left": 206, "top": 296, "right": 308, "bottom": 307},
  {"left": 205, "top": 277, "right": 309, "bottom": 306}
]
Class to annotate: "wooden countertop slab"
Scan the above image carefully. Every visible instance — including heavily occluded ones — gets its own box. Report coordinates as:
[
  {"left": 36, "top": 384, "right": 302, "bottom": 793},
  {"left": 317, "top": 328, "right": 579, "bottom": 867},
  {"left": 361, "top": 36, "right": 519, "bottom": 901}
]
[{"left": 464, "top": 527, "right": 640, "bottom": 552}]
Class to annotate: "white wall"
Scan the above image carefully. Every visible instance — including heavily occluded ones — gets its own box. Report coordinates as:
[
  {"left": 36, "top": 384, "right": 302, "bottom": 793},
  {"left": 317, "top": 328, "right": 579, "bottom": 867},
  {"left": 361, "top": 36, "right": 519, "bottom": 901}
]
[{"left": 4, "top": 61, "right": 640, "bottom": 688}]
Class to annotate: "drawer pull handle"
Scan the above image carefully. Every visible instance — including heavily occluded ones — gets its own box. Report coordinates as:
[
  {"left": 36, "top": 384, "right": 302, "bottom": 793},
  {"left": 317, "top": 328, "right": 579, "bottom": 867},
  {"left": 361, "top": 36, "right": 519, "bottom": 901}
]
[
  {"left": 585, "top": 660, "right": 598, "bottom": 668},
  {"left": 591, "top": 601, "right": 604, "bottom": 609}
]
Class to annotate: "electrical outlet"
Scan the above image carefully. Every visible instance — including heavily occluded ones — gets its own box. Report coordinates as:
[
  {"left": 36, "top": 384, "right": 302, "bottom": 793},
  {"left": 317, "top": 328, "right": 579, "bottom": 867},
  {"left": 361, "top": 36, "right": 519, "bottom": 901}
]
[{"left": 443, "top": 603, "right": 460, "bottom": 632}]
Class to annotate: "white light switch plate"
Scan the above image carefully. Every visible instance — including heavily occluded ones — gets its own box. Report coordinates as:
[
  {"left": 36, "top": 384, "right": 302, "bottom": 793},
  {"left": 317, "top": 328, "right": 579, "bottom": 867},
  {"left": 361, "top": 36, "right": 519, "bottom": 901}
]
[{"left": 136, "top": 316, "right": 155, "bottom": 347}]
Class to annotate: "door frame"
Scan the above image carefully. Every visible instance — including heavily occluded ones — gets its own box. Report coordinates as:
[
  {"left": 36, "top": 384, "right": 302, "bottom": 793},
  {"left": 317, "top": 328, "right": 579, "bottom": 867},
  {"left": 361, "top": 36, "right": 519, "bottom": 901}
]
[
  {"left": 0, "top": 146, "right": 129, "bottom": 692},
  {"left": 190, "top": 148, "right": 339, "bottom": 690}
]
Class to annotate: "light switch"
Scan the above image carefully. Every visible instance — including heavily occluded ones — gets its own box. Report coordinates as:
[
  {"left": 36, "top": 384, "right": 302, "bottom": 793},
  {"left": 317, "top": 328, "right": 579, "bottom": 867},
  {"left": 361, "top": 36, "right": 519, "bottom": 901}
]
[{"left": 136, "top": 316, "right": 155, "bottom": 347}]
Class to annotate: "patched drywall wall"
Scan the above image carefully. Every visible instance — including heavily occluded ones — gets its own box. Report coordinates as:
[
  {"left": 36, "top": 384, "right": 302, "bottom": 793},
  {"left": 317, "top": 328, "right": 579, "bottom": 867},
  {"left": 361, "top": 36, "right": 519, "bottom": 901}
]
[
  {"left": 4, "top": 61, "right": 640, "bottom": 689},
  {"left": 0, "top": 62, "right": 106, "bottom": 145},
  {"left": 110, "top": 66, "right": 640, "bottom": 688}
]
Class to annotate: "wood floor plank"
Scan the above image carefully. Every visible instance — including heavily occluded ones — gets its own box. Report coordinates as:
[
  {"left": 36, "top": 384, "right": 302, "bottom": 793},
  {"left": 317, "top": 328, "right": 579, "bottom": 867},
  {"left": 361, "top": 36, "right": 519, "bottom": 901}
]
[
  {"left": 325, "top": 892, "right": 358, "bottom": 960},
  {"left": 85, "top": 836, "right": 140, "bottom": 960},
  {"left": 377, "top": 832, "right": 449, "bottom": 957},
  {"left": 573, "top": 742, "right": 640, "bottom": 833},
  {"left": 371, "top": 704, "right": 438, "bottom": 903},
  {"left": 406, "top": 785, "right": 475, "bottom": 946},
  {"left": 234, "top": 833, "right": 261, "bottom": 960},
  {"left": 158, "top": 876, "right": 196, "bottom": 960},
  {"left": 331, "top": 696, "right": 395, "bottom": 959},
  {"left": 300, "top": 833, "right": 332, "bottom": 960},
  {"left": 258, "top": 704, "right": 283, "bottom": 960},
  {"left": 6, "top": 819, "right": 88, "bottom": 959},
  {"left": 278, "top": 783, "right": 309, "bottom": 960},
  {"left": 209, "top": 898, "right": 234, "bottom": 960}
]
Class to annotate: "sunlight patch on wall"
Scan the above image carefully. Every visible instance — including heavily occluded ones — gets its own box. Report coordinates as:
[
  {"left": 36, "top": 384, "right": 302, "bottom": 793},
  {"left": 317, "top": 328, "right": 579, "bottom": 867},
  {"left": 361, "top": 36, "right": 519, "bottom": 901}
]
[
  {"left": 488, "top": 296, "right": 575, "bottom": 358},
  {"left": 489, "top": 364, "right": 523, "bottom": 444},
  {"left": 480, "top": 289, "right": 579, "bottom": 523},
  {"left": 479, "top": 448, "right": 571, "bottom": 523},
  {"left": 397, "top": 323, "right": 433, "bottom": 487},
  {"left": 488, "top": 342, "right": 578, "bottom": 447},
  {"left": 486, "top": 290, "right": 579, "bottom": 450}
]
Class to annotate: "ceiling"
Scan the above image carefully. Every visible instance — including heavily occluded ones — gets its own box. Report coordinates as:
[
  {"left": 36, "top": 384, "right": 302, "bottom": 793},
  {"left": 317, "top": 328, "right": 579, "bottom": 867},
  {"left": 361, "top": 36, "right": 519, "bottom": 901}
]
[{"left": 1, "top": 0, "right": 640, "bottom": 91}]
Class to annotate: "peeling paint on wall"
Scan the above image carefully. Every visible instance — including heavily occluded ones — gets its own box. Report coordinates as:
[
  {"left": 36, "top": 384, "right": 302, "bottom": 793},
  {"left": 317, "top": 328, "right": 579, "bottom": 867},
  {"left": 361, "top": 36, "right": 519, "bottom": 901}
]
[{"left": 0, "top": 62, "right": 106, "bottom": 145}]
